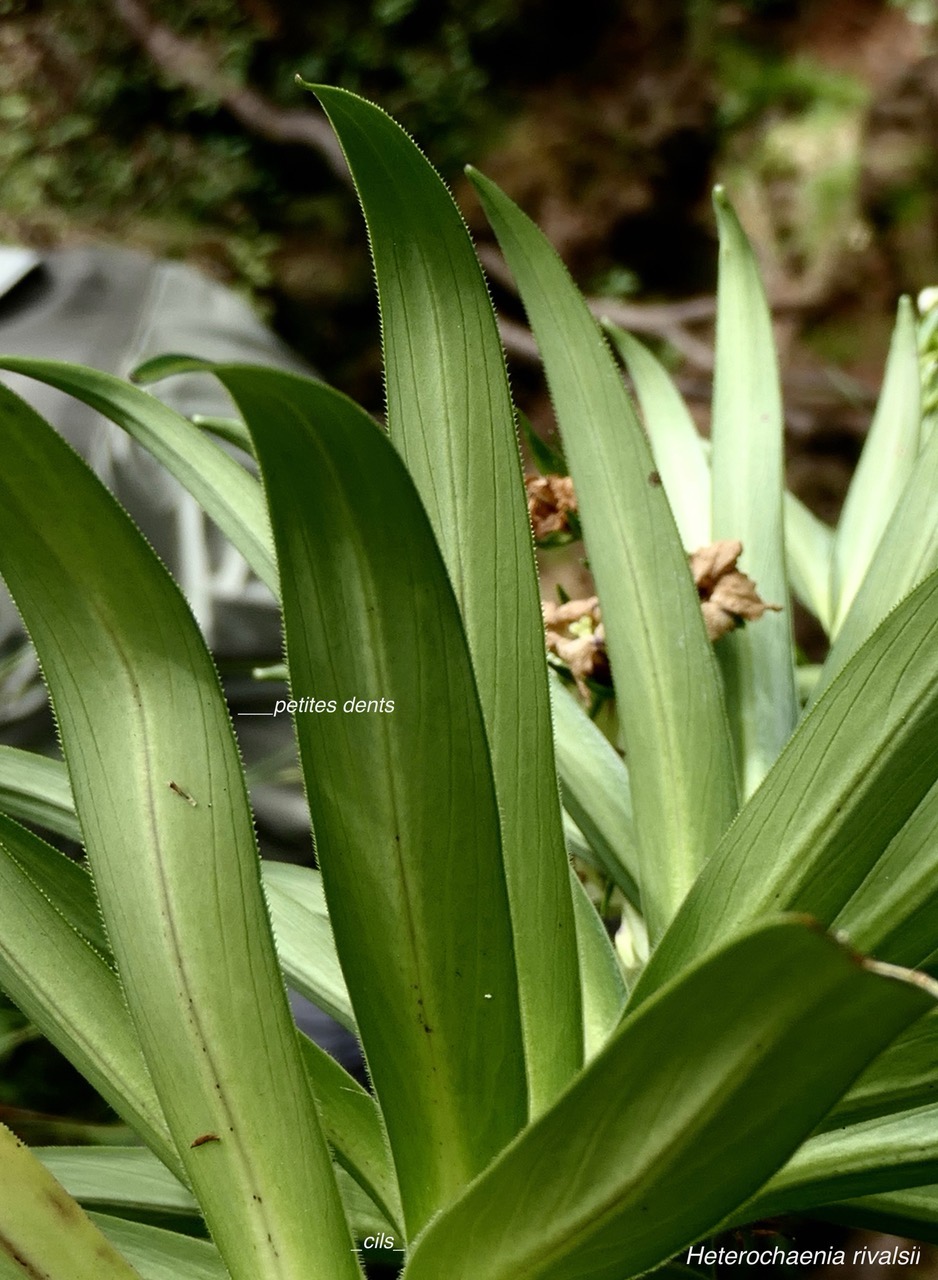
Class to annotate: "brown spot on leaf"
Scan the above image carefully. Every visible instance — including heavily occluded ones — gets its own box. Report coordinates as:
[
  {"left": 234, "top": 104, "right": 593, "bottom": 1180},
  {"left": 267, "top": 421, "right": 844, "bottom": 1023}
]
[{"left": 190, "top": 1133, "right": 220, "bottom": 1148}]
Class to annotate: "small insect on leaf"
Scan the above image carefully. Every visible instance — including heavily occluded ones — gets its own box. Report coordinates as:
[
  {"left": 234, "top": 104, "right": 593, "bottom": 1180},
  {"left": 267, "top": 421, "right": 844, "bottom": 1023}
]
[
  {"left": 190, "top": 1133, "right": 220, "bottom": 1148},
  {"left": 168, "top": 780, "right": 197, "bottom": 807}
]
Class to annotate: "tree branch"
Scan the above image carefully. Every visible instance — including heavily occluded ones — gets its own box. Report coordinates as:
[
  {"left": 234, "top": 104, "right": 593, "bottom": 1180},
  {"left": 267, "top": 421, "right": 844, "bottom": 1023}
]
[{"left": 111, "top": 0, "right": 351, "bottom": 183}]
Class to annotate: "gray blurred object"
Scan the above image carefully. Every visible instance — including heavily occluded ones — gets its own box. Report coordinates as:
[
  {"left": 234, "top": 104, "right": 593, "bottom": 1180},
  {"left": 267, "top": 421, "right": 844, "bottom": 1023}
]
[{"left": 0, "top": 243, "right": 361, "bottom": 1077}]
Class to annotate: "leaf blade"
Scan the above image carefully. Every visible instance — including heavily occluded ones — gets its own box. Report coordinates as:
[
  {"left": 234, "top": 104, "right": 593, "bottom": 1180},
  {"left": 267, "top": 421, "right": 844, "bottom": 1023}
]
[
  {"left": 633, "top": 567, "right": 938, "bottom": 1002},
  {"left": 710, "top": 188, "right": 797, "bottom": 793},
  {"left": 404, "top": 920, "right": 935, "bottom": 1280},
  {"left": 468, "top": 166, "right": 738, "bottom": 942},
  {"left": 309, "top": 84, "right": 582, "bottom": 1112},
  {"left": 830, "top": 296, "right": 922, "bottom": 632},
  {"left": 0, "top": 386, "right": 358, "bottom": 1280},
  {"left": 0, "top": 1124, "right": 142, "bottom": 1280},
  {"left": 213, "top": 365, "right": 527, "bottom": 1237}
]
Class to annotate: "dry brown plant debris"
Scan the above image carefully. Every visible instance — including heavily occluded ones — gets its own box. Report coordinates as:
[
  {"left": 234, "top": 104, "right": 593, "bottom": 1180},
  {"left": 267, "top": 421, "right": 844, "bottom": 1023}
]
[
  {"left": 525, "top": 474, "right": 578, "bottom": 539},
  {"left": 690, "top": 539, "right": 782, "bottom": 641}
]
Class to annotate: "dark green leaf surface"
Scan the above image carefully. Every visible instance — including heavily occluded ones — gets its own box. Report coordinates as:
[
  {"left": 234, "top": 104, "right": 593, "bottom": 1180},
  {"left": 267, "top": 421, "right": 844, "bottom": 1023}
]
[
  {"left": 309, "top": 85, "right": 581, "bottom": 1112},
  {"left": 404, "top": 920, "right": 934, "bottom": 1280},
  {"left": 213, "top": 365, "right": 527, "bottom": 1238},
  {"left": 469, "top": 166, "right": 738, "bottom": 942}
]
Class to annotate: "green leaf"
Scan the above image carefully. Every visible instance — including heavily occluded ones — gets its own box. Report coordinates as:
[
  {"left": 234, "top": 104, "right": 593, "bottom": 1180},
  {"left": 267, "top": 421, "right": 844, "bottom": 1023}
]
[
  {"left": 39, "top": 1145, "right": 398, "bottom": 1246},
  {"left": 633, "top": 568, "right": 938, "bottom": 1002},
  {"left": 295, "top": 1035, "right": 402, "bottom": 1235},
  {"left": 0, "top": 386, "right": 358, "bottom": 1280},
  {"left": 309, "top": 84, "right": 581, "bottom": 1113},
  {"left": 604, "top": 325, "right": 835, "bottom": 634},
  {"left": 570, "top": 870, "right": 627, "bottom": 1060},
  {"left": 833, "top": 777, "right": 938, "bottom": 969},
  {"left": 0, "top": 1124, "right": 142, "bottom": 1280},
  {"left": 734, "top": 1099, "right": 938, "bottom": 1221},
  {"left": 830, "top": 296, "right": 922, "bottom": 633},
  {"left": 813, "top": 416, "right": 938, "bottom": 701},
  {"left": 0, "top": 808, "right": 109, "bottom": 956},
  {"left": 518, "top": 407, "right": 567, "bottom": 476},
  {"left": 35, "top": 1148, "right": 198, "bottom": 1220},
  {"left": 821, "top": 1185, "right": 938, "bottom": 1246},
  {"left": 603, "top": 324, "right": 711, "bottom": 551},
  {"left": 468, "top": 166, "right": 738, "bottom": 943},
  {"left": 0, "top": 809, "right": 391, "bottom": 1223},
  {"left": 404, "top": 919, "right": 935, "bottom": 1280},
  {"left": 212, "top": 364, "right": 527, "bottom": 1238},
  {"left": 0, "top": 744, "right": 83, "bottom": 843},
  {"left": 191, "top": 413, "right": 254, "bottom": 454},
  {"left": 783, "top": 492, "right": 834, "bottom": 633},
  {"left": 549, "top": 671, "right": 639, "bottom": 904},
  {"left": 89, "top": 1214, "right": 228, "bottom": 1280},
  {"left": 0, "top": 357, "right": 276, "bottom": 593},
  {"left": 261, "top": 861, "right": 355, "bottom": 1032},
  {"left": 710, "top": 187, "right": 796, "bottom": 793},
  {"left": 820, "top": 1007, "right": 938, "bottom": 1129},
  {"left": 0, "top": 813, "right": 180, "bottom": 1177},
  {"left": 0, "top": 748, "right": 359, "bottom": 1035}
]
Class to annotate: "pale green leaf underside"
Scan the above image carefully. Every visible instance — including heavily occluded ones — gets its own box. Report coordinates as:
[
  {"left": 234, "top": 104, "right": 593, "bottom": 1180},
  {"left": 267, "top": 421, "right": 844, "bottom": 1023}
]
[
  {"left": 0, "top": 384, "right": 357, "bottom": 1280},
  {"left": 469, "top": 165, "right": 738, "bottom": 943},
  {"left": 736, "top": 1099, "right": 938, "bottom": 1222},
  {"left": 710, "top": 187, "right": 796, "bottom": 795},
  {"left": 38, "top": 1147, "right": 397, "bottom": 1246},
  {"left": 830, "top": 296, "right": 921, "bottom": 634},
  {"left": 0, "top": 752, "right": 358, "bottom": 1032},
  {"left": 634, "top": 567, "right": 938, "bottom": 1002},
  {"left": 0, "top": 807, "right": 393, "bottom": 1224},
  {"left": 89, "top": 1213, "right": 229, "bottom": 1280},
  {"left": 549, "top": 672, "right": 639, "bottom": 904},
  {"left": 570, "top": 869, "right": 627, "bottom": 1060},
  {"left": 823, "top": 1185, "right": 938, "bottom": 1246},
  {"left": 814, "top": 412, "right": 938, "bottom": 702},
  {"left": 0, "top": 744, "right": 82, "bottom": 843},
  {"left": 604, "top": 323, "right": 711, "bottom": 552},
  {"left": 833, "top": 775, "right": 938, "bottom": 969}
]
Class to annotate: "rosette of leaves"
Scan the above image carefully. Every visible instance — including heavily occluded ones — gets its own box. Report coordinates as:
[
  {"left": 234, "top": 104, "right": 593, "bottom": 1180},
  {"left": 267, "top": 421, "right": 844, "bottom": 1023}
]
[{"left": 0, "top": 87, "right": 937, "bottom": 1280}]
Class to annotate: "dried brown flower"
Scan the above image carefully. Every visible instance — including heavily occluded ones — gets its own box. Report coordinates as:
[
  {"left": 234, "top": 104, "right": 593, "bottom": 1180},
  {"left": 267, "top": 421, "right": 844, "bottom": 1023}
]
[
  {"left": 543, "top": 595, "right": 609, "bottom": 695},
  {"left": 690, "top": 540, "right": 782, "bottom": 641},
  {"left": 526, "top": 474, "right": 578, "bottom": 540}
]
